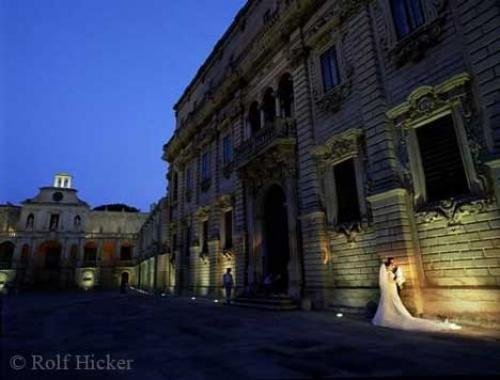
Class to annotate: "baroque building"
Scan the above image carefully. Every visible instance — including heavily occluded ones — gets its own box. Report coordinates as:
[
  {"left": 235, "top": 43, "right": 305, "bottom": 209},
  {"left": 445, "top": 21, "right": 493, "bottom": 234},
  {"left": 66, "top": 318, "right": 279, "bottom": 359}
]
[
  {"left": 163, "top": 0, "right": 500, "bottom": 324},
  {"left": 0, "top": 173, "right": 148, "bottom": 290},
  {"left": 135, "top": 197, "right": 171, "bottom": 293}
]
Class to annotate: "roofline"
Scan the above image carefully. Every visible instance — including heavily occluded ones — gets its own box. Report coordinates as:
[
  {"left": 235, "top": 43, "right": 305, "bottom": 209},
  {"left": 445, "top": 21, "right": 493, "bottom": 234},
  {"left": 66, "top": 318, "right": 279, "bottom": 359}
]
[{"left": 173, "top": 0, "right": 253, "bottom": 111}]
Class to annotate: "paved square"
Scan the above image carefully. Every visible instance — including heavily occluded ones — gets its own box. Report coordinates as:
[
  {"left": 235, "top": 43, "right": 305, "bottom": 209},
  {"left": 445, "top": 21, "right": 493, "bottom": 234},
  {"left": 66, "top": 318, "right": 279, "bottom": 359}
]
[{"left": 1, "top": 291, "right": 499, "bottom": 379}]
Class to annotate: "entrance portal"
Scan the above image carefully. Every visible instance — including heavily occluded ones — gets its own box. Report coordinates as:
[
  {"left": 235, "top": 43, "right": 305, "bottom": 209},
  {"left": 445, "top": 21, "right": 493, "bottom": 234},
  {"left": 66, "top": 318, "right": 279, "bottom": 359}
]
[
  {"left": 262, "top": 185, "right": 290, "bottom": 294},
  {"left": 37, "top": 241, "right": 62, "bottom": 287}
]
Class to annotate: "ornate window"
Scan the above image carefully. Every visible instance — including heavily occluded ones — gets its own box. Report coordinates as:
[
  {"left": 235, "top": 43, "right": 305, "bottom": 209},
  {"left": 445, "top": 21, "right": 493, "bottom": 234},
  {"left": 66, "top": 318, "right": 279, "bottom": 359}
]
[
  {"left": 310, "top": 35, "right": 353, "bottom": 113},
  {"left": 387, "top": 73, "right": 485, "bottom": 209},
  {"left": 313, "top": 129, "right": 368, "bottom": 230},
  {"left": 320, "top": 45, "right": 341, "bottom": 92},
  {"left": 74, "top": 215, "right": 81, "bottom": 227},
  {"left": 26, "top": 213, "right": 34, "bottom": 229},
  {"left": 222, "top": 134, "right": 233, "bottom": 165},
  {"left": 333, "top": 159, "right": 362, "bottom": 224},
  {"left": 378, "top": 0, "right": 447, "bottom": 66},
  {"left": 49, "top": 214, "right": 59, "bottom": 231},
  {"left": 201, "top": 151, "right": 211, "bottom": 192},
  {"left": 390, "top": 0, "right": 425, "bottom": 39},
  {"left": 415, "top": 115, "right": 470, "bottom": 202},
  {"left": 222, "top": 133, "right": 234, "bottom": 179},
  {"left": 185, "top": 166, "right": 192, "bottom": 202}
]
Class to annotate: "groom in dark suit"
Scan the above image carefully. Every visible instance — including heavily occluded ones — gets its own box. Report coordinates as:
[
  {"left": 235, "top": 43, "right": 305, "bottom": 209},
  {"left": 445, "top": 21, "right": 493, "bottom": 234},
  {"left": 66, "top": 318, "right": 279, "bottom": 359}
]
[{"left": 385, "top": 257, "right": 404, "bottom": 295}]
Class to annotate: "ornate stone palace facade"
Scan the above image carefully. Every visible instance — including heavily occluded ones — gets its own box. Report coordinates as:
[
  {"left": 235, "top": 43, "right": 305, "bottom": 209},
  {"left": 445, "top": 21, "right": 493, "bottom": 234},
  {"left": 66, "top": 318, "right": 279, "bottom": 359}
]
[
  {"left": 163, "top": 0, "right": 500, "bottom": 323},
  {"left": 0, "top": 174, "right": 148, "bottom": 290}
]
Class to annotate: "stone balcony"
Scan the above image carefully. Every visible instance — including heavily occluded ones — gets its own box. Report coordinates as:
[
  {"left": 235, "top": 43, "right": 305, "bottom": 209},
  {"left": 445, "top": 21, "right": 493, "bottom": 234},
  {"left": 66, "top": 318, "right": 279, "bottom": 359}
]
[{"left": 235, "top": 118, "right": 297, "bottom": 169}]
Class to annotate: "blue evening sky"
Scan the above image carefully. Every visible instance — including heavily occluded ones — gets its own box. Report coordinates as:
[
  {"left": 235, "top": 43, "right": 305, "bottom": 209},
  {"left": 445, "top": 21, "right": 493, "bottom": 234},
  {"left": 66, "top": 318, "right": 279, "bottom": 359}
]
[{"left": 0, "top": 0, "right": 246, "bottom": 211}]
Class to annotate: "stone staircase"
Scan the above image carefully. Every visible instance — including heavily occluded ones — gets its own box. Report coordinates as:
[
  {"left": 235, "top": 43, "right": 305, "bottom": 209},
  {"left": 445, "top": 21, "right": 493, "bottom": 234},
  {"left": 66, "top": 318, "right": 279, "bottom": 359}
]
[{"left": 231, "top": 294, "right": 299, "bottom": 311}]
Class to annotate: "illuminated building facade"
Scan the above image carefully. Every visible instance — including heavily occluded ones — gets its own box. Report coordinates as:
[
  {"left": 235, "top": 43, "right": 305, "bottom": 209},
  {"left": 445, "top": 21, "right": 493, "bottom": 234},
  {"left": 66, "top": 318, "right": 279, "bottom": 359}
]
[
  {"left": 163, "top": 0, "right": 500, "bottom": 325},
  {"left": 0, "top": 174, "right": 148, "bottom": 290}
]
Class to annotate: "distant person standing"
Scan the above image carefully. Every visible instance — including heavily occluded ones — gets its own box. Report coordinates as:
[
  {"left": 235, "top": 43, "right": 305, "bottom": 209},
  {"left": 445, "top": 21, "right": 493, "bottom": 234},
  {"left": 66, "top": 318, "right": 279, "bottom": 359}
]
[{"left": 222, "top": 268, "right": 234, "bottom": 304}]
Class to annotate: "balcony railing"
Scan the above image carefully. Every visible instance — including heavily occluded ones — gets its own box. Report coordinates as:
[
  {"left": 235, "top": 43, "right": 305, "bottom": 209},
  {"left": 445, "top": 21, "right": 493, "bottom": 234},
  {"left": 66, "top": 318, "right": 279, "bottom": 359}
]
[{"left": 235, "top": 118, "right": 296, "bottom": 168}]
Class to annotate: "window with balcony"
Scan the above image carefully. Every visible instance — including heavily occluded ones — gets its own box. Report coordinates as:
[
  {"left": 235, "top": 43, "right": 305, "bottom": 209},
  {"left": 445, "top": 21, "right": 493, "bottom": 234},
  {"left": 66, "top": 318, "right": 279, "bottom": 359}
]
[
  {"left": 390, "top": 0, "right": 425, "bottom": 39},
  {"left": 320, "top": 46, "right": 341, "bottom": 92}
]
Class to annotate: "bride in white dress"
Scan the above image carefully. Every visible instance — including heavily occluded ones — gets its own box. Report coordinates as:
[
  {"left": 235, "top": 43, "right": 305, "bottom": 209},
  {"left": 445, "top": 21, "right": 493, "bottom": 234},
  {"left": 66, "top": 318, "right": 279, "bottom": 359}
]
[{"left": 372, "top": 258, "right": 461, "bottom": 331}]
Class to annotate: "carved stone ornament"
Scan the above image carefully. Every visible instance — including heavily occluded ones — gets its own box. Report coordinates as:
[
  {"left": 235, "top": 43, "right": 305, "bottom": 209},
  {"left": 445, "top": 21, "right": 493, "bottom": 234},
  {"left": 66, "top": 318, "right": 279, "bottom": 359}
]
[
  {"left": 387, "top": 72, "right": 490, "bottom": 198},
  {"left": 194, "top": 206, "right": 210, "bottom": 221},
  {"left": 416, "top": 198, "right": 493, "bottom": 227},
  {"left": 312, "top": 128, "right": 362, "bottom": 169},
  {"left": 335, "top": 220, "right": 364, "bottom": 243},
  {"left": 315, "top": 80, "right": 353, "bottom": 113},
  {"left": 311, "top": 32, "right": 354, "bottom": 114},
  {"left": 216, "top": 193, "right": 233, "bottom": 211},
  {"left": 199, "top": 251, "right": 209, "bottom": 263},
  {"left": 238, "top": 145, "right": 296, "bottom": 193},
  {"left": 377, "top": 0, "right": 448, "bottom": 67},
  {"left": 221, "top": 248, "right": 234, "bottom": 261},
  {"left": 387, "top": 73, "right": 472, "bottom": 123}
]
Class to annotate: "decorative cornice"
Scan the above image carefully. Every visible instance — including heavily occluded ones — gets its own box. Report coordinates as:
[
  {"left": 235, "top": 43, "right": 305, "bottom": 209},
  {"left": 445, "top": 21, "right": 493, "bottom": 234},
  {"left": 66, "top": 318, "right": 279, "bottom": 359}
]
[
  {"left": 312, "top": 128, "right": 362, "bottom": 167},
  {"left": 386, "top": 72, "right": 471, "bottom": 122}
]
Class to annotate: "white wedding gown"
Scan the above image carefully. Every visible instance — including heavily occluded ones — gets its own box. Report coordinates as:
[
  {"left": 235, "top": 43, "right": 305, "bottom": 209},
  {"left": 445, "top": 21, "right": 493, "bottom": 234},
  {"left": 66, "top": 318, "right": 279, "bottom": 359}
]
[{"left": 372, "top": 264, "right": 461, "bottom": 331}]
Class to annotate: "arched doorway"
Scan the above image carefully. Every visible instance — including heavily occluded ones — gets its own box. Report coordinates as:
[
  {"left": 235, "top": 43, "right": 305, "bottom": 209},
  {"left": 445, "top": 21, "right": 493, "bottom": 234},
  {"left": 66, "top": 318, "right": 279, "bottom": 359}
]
[
  {"left": 262, "top": 185, "right": 290, "bottom": 294},
  {"left": 120, "top": 271, "right": 129, "bottom": 292},
  {"left": 278, "top": 73, "right": 294, "bottom": 118},
  {"left": 248, "top": 101, "right": 261, "bottom": 134},
  {"left": 37, "top": 241, "right": 62, "bottom": 286},
  {"left": 262, "top": 88, "right": 276, "bottom": 124}
]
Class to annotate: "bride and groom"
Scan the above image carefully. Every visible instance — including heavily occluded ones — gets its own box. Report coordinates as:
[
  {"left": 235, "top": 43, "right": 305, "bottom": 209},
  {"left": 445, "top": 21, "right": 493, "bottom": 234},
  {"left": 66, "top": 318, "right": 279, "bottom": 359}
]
[{"left": 372, "top": 257, "right": 461, "bottom": 331}]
